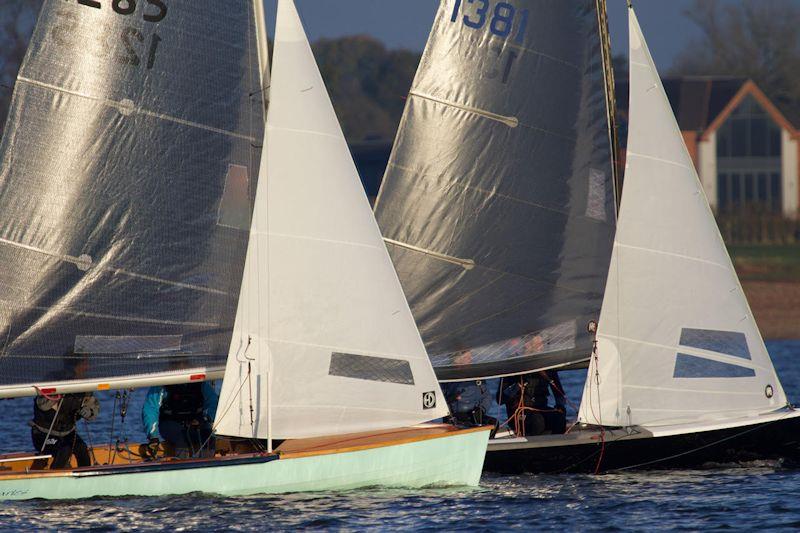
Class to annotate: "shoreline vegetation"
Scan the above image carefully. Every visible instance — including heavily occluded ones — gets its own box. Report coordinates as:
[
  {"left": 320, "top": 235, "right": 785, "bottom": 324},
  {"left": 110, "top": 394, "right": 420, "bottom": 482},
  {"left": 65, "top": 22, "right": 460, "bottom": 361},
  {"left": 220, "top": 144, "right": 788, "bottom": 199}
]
[{"left": 733, "top": 246, "right": 800, "bottom": 340}]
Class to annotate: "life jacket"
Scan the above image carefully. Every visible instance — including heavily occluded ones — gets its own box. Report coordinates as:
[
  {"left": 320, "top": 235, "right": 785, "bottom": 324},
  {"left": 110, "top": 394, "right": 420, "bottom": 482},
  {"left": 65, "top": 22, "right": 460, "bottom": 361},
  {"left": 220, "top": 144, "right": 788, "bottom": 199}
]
[
  {"left": 160, "top": 383, "right": 204, "bottom": 422},
  {"left": 30, "top": 393, "right": 86, "bottom": 437}
]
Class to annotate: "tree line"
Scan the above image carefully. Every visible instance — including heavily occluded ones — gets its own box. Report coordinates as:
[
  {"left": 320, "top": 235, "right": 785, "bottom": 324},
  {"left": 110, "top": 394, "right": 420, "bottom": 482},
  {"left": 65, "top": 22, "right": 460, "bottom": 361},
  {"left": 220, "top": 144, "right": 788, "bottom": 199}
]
[{"left": 1, "top": 1, "right": 799, "bottom": 142}]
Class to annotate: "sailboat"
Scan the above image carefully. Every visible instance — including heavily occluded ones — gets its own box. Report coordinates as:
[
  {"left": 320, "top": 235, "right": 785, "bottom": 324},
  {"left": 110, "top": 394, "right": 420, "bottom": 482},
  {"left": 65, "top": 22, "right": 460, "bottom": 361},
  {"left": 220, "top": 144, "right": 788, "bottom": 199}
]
[
  {"left": 0, "top": 0, "right": 489, "bottom": 500},
  {"left": 377, "top": 0, "right": 800, "bottom": 473},
  {"left": 483, "top": 4, "right": 800, "bottom": 473}
]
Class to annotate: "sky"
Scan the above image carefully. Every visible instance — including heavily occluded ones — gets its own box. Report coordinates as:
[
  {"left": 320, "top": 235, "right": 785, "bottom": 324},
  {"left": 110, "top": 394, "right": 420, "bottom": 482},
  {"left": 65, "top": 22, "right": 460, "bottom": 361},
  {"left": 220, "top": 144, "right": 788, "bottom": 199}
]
[{"left": 262, "top": 0, "right": 740, "bottom": 71}]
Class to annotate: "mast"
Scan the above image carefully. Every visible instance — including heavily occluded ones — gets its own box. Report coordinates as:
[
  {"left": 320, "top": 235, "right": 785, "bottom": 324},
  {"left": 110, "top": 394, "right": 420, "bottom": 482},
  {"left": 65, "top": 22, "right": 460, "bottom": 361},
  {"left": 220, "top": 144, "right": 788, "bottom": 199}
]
[
  {"left": 596, "top": 0, "right": 622, "bottom": 214},
  {"left": 253, "top": 0, "right": 272, "bottom": 110},
  {"left": 252, "top": 0, "right": 272, "bottom": 453}
]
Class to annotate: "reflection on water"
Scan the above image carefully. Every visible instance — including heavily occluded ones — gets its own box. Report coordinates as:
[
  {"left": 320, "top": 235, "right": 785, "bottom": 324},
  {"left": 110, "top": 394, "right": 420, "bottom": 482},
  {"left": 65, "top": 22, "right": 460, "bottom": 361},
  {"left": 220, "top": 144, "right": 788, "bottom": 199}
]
[{"left": 0, "top": 341, "right": 798, "bottom": 531}]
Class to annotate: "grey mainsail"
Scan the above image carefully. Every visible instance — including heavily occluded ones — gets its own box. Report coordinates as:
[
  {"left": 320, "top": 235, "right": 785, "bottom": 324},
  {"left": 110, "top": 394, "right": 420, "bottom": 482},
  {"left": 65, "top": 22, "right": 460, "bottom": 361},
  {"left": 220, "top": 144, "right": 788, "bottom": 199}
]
[
  {"left": 375, "top": 0, "right": 617, "bottom": 381},
  {"left": 0, "top": 0, "right": 264, "bottom": 394}
]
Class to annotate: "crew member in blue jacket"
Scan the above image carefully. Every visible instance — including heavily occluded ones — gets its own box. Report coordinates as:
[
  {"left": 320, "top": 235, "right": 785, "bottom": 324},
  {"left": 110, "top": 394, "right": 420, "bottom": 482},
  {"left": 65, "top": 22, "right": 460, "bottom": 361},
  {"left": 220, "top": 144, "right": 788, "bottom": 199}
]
[{"left": 142, "top": 381, "right": 219, "bottom": 459}]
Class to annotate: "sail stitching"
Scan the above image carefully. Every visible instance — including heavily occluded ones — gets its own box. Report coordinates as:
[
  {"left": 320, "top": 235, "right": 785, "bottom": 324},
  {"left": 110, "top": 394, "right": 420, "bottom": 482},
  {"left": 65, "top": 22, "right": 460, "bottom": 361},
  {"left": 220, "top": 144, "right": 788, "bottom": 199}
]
[
  {"left": 627, "top": 151, "right": 694, "bottom": 171},
  {"left": 17, "top": 77, "right": 259, "bottom": 142},
  {"left": 388, "top": 163, "right": 613, "bottom": 225},
  {"left": 0, "top": 299, "right": 220, "bottom": 328},
  {"left": 614, "top": 242, "right": 734, "bottom": 272},
  {"left": 268, "top": 125, "right": 341, "bottom": 141},
  {"left": 623, "top": 384, "right": 764, "bottom": 396},
  {"left": 267, "top": 337, "right": 427, "bottom": 363},
  {"left": 266, "top": 231, "right": 382, "bottom": 252},
  {"left": 599, "top": 334, "right": 767, "bottom": 371}
]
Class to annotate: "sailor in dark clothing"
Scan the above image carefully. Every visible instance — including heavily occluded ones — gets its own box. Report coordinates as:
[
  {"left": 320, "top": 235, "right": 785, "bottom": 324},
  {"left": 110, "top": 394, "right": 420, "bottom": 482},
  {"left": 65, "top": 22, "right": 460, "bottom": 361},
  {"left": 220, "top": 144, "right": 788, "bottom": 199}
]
[
  {"left": 30, "top": 392, "right": 100, "bottom": 470},
  {"left": 500, "top": 370, "right": 567, "bottom": 437},
  {"left": 442, "top": 380, "right": 497, "bottom": 434},
  {"left": 142, "top": 382, "right": 219, "bottom": 459}
]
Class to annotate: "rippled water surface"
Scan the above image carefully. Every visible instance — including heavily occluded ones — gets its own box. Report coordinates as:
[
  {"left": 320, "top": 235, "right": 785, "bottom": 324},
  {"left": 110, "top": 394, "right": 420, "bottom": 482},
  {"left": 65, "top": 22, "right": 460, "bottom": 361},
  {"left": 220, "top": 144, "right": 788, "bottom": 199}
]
[{"left": 0, "top": 340, "right": 798, "bottom": 531}]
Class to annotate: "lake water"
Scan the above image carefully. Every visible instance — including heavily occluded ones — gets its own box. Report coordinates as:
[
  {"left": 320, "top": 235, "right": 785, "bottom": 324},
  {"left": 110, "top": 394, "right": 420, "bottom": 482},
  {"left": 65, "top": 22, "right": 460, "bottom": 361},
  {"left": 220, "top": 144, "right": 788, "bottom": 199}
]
[{"left": 0, "top": 340, "right": 798, "bottom": 531}]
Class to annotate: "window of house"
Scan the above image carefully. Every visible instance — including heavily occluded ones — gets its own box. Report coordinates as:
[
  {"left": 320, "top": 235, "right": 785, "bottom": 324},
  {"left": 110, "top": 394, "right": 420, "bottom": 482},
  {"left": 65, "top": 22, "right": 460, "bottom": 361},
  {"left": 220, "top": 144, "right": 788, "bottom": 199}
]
[{"left": 716, "top": 95, "right": 783, "bottom": 213}]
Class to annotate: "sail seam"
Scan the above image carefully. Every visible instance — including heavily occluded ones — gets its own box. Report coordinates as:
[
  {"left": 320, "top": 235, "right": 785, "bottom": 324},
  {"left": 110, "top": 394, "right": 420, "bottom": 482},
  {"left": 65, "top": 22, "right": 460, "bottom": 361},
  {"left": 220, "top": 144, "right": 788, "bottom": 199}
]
[
  {"left": 614, "top": 242, "right": 733, "bottom": 272},
  {"left": 627, "top": 151, "right": 694, "bottom": 171},
  {"left": 266, "top": 231, "right": 382, "bottom": 252},
  {"left": 623, "top": 385, "right": 763, "bottom": 396},
  {"left": 267, "top": 124, "right": 341, "bottom": 141},
  {"left": 388, "top": 163, "right": 613, "bottom": 226},
  {"left": 267, "top": 337, "right": 427, "bottom": 362},
  {"left": 599, "top": 334, "right": 767, "bottom": 371},
  {"left": 0, "top": 299, "right": 220, "bottom": 328},
  {"left": 0, "top": 238, "right": 228, "bottom": 296},
  {"left": 17, "top": 77, "right": 259, "bottom": 142}
]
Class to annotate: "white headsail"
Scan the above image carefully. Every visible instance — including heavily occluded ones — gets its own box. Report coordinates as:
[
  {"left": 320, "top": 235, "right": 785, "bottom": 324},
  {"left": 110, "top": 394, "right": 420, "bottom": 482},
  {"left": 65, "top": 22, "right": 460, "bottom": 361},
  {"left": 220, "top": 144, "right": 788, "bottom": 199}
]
[
  {"left": 578, "top": 8, "right": 787, "bottom": 429},
  {"left": 215, "top": 0, "right": 449, "bottom": 440}
]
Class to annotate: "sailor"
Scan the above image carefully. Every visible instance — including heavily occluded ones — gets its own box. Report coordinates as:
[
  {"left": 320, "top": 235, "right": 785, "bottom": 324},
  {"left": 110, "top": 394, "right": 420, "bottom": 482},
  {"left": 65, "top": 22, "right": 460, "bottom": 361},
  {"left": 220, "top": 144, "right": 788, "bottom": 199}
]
[
  {"left": 30, "top": 392, "right": 100, "bottom": 470},
  {"left": 142, "top": 381, "right": 219, "bottom": 459},
  {"left": 442, "top": 380, "right": 498, "bottom": 435},
  {"left": 500, "top": 370, "right": 567, "bottom": 436}
]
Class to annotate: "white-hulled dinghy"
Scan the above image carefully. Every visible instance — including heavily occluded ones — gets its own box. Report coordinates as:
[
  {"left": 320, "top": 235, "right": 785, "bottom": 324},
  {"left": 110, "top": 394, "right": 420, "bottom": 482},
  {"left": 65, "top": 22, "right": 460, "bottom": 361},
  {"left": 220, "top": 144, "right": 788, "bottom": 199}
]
[{"left": 484, "top": 4, "right": 800, "bottom": 474}]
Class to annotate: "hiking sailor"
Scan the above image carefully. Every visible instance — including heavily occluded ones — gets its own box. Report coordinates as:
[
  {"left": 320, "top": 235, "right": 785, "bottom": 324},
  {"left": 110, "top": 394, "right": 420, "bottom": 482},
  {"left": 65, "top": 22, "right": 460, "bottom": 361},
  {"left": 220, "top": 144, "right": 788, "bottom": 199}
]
[
  {"left": 30, "top": 392, "right": 100, "bottom": 470},
  {"left": 142, "top": 382, "right": 219, "bottom": 459}
]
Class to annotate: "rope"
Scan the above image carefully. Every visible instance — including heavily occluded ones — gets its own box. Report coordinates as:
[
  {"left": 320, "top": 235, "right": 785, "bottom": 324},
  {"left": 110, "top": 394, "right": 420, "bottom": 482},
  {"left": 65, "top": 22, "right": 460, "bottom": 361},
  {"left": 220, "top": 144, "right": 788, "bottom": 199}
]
[
  {"left": 83, "top": 419, "right": 98, "bottom": 466},
  {"left": 106, "top": 392, "right": 119, "bottom": 464},
  {"left": 39, "top": 396, "right": 63, "bottom": 454}
]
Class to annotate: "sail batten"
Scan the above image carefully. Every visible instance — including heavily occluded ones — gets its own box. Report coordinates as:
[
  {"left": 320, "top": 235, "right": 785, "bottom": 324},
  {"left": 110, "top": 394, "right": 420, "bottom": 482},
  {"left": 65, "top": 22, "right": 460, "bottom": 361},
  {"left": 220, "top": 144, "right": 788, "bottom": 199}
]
[{"left": 375, "top": 0, "right": 618, "bottom": 380}]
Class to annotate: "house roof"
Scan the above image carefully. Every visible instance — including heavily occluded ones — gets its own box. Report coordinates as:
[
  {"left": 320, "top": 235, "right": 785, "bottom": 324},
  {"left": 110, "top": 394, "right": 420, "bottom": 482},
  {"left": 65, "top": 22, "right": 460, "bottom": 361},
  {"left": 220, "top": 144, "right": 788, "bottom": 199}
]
[{"left": 615, "top": 76, "right": 799, "bottom": 140}]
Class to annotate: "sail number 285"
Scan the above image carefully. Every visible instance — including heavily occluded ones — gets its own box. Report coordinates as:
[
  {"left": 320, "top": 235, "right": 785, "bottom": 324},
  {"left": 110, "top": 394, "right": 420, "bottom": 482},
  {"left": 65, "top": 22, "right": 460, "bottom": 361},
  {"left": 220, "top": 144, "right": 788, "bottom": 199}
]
[
  {"left": 450, "top": 0, "right": 529, "bottom": 44},
  {"left": 71, "top": 0, "right": 168, "bottom": 23}
]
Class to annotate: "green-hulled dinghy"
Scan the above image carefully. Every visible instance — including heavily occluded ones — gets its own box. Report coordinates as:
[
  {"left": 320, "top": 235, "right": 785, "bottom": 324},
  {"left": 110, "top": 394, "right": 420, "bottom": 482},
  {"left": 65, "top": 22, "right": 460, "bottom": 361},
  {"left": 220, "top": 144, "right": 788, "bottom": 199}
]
[{"left": 0, "top": 0, "right": 490, "bottom": 500}]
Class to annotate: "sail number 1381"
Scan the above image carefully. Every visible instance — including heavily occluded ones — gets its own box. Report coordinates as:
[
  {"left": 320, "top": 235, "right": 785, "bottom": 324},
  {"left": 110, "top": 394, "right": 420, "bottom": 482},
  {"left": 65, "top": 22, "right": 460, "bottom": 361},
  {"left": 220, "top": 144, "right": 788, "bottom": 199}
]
[{"left": 450, "top": 0, "right": 529, "bottom": 44}]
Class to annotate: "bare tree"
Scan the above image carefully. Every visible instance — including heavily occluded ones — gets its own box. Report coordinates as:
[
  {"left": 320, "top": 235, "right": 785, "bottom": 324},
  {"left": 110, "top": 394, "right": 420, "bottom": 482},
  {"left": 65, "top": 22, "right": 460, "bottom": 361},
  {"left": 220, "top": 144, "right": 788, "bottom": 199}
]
[{"left": 671, "top": 0, "right": 800, "bottom": 122}]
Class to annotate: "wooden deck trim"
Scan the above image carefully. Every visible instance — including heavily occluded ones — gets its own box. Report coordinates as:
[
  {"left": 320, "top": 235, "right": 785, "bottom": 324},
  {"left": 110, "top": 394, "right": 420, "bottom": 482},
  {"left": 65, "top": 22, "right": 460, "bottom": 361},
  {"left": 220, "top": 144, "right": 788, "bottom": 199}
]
[{"left": 278, "top": 425, "right": 491, "bottom": 460}]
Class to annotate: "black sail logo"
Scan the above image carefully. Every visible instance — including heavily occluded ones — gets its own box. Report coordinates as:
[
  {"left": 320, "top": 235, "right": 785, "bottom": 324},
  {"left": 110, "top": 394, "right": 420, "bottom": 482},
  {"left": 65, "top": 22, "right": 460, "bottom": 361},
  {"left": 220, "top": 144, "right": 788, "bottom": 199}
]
[{"left": 422, "top": 391, "right": 436, "bottom": 410}]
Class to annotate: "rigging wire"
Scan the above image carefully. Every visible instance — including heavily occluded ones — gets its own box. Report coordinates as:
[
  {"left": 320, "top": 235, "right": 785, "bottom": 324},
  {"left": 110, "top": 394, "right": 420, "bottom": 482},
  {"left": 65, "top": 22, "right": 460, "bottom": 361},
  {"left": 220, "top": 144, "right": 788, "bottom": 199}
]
[
  {"left": 106, "top": 392, "right": 119, "bottom": 464},
  {"left": 83, "top": 418, "right": 98, "bottom": 466}
]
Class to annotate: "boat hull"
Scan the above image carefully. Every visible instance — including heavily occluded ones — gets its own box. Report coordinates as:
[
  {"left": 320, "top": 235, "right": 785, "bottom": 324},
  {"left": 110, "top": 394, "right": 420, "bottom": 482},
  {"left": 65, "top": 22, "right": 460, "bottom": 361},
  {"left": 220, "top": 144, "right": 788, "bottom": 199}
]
[
  {"left": 485, "top": 410, "right": 800, "bottom": 474},
  {"left": 0, "top": 425, "right": 490, "bottom": 500}
]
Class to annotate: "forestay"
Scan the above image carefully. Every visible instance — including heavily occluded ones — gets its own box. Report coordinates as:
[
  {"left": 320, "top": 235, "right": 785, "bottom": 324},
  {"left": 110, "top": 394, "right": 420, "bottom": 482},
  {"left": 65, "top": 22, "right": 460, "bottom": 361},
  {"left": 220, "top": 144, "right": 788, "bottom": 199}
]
[
  {"left": 0, "top": 0, "right": 264, "bottom": 396},
  {"left": 374, "top": 0, "right": 617, "bottom": 381},
  {"left": 578, "top": 9, "right": 787, "bottom": 429},
  {"left": 214, "top": 0, "right": 448, "bottom": 441}
]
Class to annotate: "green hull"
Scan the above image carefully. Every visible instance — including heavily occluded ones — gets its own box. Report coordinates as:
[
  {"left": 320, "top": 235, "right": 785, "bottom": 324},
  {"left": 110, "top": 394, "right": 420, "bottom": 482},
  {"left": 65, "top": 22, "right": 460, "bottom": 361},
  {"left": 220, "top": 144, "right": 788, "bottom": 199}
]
[{"left": 0, "top": 429, "right": 489, "bottom": 500}]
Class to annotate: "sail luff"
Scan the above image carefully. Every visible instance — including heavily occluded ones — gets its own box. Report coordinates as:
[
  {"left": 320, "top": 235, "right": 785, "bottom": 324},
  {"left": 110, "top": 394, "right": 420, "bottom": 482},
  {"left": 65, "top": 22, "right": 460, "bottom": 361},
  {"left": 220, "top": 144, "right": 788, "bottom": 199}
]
[{"left": 577, "top": 7, "right": 786, "bottom": 429}]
